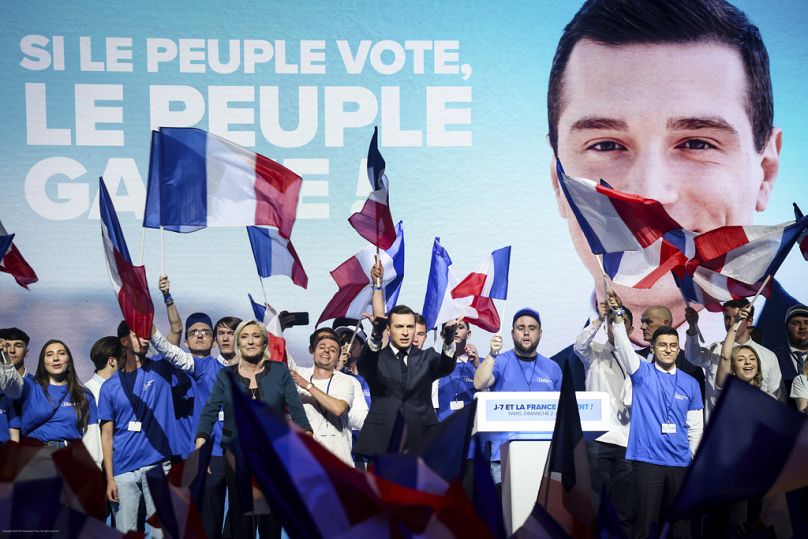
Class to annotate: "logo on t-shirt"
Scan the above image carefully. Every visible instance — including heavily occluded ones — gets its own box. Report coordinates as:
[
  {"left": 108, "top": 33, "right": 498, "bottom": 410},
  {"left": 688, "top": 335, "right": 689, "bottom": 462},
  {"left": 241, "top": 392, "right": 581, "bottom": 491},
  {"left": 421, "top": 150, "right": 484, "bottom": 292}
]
[
  {"left": 674, "top": 393, "right": 688, "bottom": 401},
  {"left": 143, "top": 379, "right": 155, "bottom": 391},
  {"left": 536, "top": 377, "right": 552, "bottom": 384}
]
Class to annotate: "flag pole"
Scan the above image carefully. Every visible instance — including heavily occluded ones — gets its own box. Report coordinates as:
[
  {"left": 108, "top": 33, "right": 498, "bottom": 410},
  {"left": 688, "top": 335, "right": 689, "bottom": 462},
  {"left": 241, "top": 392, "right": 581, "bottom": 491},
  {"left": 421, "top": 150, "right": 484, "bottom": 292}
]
[
  {"left": 345, "top": 317, "right": 364, "bottom": 356},
  {"left": 749, "top": 274, "right": 772, "bottom": 306},
  {"left": 679, "top": 289, "right": 705, "bottom": 344},
  {"left": 139, "top": 228, "right": 146, "bottom": 266},
  {"left": 259, "top": 277, "right": 270, "bottom": 313},
  {"left": 159, "top": 226, "right": 165, "bottom": 275}
]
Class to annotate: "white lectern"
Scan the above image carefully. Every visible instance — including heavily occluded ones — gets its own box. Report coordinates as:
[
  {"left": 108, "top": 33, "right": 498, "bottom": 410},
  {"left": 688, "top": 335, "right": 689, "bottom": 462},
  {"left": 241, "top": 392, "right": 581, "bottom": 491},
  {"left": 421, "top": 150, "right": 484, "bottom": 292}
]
[{"left": 474, "top": 391, "right": 611, "bottom": 535}]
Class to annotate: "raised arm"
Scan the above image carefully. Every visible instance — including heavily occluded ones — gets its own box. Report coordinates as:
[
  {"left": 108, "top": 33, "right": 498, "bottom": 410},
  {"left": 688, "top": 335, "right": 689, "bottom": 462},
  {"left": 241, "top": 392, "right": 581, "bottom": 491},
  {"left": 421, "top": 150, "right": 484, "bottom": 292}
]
[
  {"left": 573, "top": 302, "right": 607, "bottom": 370},
  {"left": 684, "top": 307, "right": 719, "bottom": 368},
  {"left": 150, "top": 326, "right": 195, "bottom": 372},
  {"left": 474, "top": 334, "right": 502, "bottom": 390},
  {"left": 357, "top": 316, "right": 387, "bottom": 389},
  {"left": 0, "top": 361, "right": 23, "bottom": 400},
  {"left": 370, "top": 258, "right": 386, "bottom": 320},
  {"left": 431, "top": 319, "right": 458, "bottom": 380},
  {"left": 159, "top": 274, "right": 183, "bottom": 346},
  {"left": 716, "top": 305, "right": 750, "bottom": 389}
]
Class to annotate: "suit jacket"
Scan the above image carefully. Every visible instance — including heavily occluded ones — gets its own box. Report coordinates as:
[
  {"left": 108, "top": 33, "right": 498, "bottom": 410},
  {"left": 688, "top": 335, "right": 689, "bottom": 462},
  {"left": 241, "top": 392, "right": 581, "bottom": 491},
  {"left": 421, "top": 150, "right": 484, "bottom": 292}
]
[{"left": 355, "top": 344, "right": 455, "bottom": 457}]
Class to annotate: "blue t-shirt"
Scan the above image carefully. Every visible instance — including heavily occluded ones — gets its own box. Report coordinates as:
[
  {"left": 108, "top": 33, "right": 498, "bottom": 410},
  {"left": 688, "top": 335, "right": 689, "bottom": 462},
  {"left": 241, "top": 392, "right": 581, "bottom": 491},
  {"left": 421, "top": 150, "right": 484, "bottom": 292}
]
[
  {"left": 98, "top": 357, "right": 184, "bottom": 476},
  {"left": 1, "top": 395, "right": 19, "bottom": 443},
  {"left": 186, "top": 355, "right": 225, "bottom": 457},
  {"left": 486, "top": 350, "right": 563, "bottom": 461},
  {"left": 626, "top": 362, "right": 703, "bottom": 467},
  {"left": 437, "top": 360, "right": 477, "bottom": 421},
  {"left": 20, "top": 377, "right": 97, "bottom": 442}
]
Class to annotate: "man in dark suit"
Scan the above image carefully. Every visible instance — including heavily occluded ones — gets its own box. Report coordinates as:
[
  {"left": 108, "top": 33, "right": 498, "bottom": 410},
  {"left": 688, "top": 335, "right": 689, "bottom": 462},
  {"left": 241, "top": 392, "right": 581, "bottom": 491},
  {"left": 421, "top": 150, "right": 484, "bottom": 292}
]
[
  {"left": 772, "top": 304, "right": 808, "bottom": 408},
  {"left": 354, "top": 304, "right": 457, "bottom": 457}
]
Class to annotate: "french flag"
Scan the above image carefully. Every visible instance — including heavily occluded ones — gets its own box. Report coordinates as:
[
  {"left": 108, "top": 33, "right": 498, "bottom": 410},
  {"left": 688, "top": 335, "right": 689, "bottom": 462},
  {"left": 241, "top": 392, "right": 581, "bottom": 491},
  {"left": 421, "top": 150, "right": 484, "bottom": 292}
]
[
  {"left": 248, "top": 294, "right": 288, "bottom": 364},
  {"left": 693, "top": 213, "right": 808, "bottom": 287},
  {"left": 0, "top": 219, "right": 38, "bottom": 289},
  {"left": 673, "top": 266, "right": 768, "bottom": 312},
  {"left": 421, "top": 238, "right": 476, "bottom": 331},
  {"left": 246, "top": 226, "right": 308, "bottom": 289},
  {"left": 556, "top": 160, "right": 682, "bottom": 254},
  {"left": 451, "top": 246, "right": 511, "bottom": 333},
  {"left": 318, "top": 221, "right": 404, "bottom": 325},
  {"left": 348, "top": 127, "right": 397, "bottom": 250},
  {"left": 537, "top": 363, "right": 595, "bottom": 538},
  {"left": 671, "top": 377, "right": 808, "bottom": 523},
  {"left": 99, "top": 178, "right": 154, "bottom": 340},
  {"left": 228, "top": 373, "right": 494, "bottom": 538},
  {"left": 144, "top": 128, "right": 302, "bottom": 238},
  {"left": 603, "top": 230, "right": 694, "bottom": 289}
]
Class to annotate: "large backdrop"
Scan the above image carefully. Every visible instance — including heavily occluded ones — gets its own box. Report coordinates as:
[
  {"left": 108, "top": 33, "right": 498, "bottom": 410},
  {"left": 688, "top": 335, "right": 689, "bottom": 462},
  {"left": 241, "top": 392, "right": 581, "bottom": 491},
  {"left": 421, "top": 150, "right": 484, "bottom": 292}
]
[{"left": 2, "top": 1, "right": 807, "bottom": 379}]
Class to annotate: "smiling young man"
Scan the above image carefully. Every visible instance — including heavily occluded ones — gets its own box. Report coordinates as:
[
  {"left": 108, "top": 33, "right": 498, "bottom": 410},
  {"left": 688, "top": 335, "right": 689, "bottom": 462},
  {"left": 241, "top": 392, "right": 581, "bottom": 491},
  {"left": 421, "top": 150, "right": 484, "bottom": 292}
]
[
  {"left": 291, "top": 332, "right": 356, "bottom": 465},
  {"left": 354, "top": 304, "right": 457, "bottom": 457},
  {"left": 547, "top": 0, "right": 801, "bottom": 388},
  {"left": 612, "top": 306, "right": 703, "bottom": 538}
]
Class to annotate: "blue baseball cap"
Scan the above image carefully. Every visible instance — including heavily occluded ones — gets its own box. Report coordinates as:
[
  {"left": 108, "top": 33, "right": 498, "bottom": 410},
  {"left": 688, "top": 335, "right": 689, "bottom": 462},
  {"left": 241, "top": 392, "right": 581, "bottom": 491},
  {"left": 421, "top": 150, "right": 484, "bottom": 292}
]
[
  {"left": 185, "top": 312, "right": 213, "bottom": 334},
  {"left": 512, "top": 308, "right": 541, "bottom": 327}
]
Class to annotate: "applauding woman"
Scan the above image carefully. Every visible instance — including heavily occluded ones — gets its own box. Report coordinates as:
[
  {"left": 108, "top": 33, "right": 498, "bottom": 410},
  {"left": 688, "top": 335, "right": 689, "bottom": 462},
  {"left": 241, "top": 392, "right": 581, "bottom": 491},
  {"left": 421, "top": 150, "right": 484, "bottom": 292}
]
[{"left": 12, "top": 340, "right": 99, "bottom": 455}]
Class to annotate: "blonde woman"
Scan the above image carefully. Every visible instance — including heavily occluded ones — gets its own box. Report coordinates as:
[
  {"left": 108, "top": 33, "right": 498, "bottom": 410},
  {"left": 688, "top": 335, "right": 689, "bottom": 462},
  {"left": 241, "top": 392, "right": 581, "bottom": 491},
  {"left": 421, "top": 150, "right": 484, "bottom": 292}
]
[{"left": 195, "top": 320, "right": 310, "bottom": 539}]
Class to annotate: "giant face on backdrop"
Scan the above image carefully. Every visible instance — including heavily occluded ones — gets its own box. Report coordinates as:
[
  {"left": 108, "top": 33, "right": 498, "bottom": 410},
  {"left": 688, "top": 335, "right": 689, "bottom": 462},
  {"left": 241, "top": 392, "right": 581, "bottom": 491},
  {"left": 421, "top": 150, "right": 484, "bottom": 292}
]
[{"left": 549, "top": 0, "right": 782, "bottom": 336}]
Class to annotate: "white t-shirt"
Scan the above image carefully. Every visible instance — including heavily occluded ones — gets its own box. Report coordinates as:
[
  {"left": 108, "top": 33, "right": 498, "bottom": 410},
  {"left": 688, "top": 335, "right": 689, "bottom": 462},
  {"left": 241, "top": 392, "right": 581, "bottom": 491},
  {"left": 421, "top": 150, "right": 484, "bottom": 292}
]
[
  {"left": 791, "top": 374, "right": 808, "bottom": 400},
  {"left": 295, "top": 368, "right": 355, "bottom": 466}
]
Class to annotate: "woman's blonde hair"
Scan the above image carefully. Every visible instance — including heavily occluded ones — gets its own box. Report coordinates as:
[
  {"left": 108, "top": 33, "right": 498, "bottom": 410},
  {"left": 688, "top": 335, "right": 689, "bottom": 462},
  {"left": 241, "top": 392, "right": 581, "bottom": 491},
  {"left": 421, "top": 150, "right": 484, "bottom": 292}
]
[
  {"left": 730, "top": 345, "right": 763, "bottom": 388},
  {"left": 233, "top": 320, "right": 270, "bottom": 365}
]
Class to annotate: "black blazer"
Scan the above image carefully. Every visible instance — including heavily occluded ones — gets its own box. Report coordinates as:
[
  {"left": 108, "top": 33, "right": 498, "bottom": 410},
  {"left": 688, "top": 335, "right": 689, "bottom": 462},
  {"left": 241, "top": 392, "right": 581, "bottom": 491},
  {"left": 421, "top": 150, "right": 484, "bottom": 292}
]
[{"left": 354, "top": 344, "right": 455, "bottom": 457}]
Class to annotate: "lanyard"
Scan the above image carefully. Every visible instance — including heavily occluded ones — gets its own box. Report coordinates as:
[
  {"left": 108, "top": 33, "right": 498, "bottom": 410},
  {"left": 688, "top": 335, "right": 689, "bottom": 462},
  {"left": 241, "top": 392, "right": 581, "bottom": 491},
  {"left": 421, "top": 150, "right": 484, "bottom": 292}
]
[
  {"left": 610, "top": 351, "right": 627, "bottom": 380},
  {"left": 654, "top": 367, "right": 679, "bottom": 422},
  {"left": 309, "top": 373, "right": 334, "bottom": 417},
  {"left": 515, "top": 355, "right": 540, "bottom": 391},
  {"left": 449, "top": 360, "right": 472, "bottom": 399}
]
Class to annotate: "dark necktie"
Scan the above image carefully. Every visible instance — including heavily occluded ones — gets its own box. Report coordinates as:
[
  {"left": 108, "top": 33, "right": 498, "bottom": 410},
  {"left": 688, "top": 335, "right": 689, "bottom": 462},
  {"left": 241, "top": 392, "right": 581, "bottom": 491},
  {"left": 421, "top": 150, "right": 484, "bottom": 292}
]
[
  {"left": 397, "top": 349, "right": 408, "bottom": 389},
  {"left": 795, "top": 351, "right": 806, "bottom": 373}
]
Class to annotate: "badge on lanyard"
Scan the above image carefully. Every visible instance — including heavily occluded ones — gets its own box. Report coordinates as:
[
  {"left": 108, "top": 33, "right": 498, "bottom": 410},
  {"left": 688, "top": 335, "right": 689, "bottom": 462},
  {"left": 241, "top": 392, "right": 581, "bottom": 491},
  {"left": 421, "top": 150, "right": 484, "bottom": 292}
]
[
  {"left": 218, "top": 410, "right": 225, "bottom": 422},
  {"left": 661, "top": 422, "right": 676, "bottom": 434},
  {"left": 128, "top": 421, "right": 142, "bottom": 432},
  {"left": 450, "top": 400, "right": 464, "bottom": 411}
]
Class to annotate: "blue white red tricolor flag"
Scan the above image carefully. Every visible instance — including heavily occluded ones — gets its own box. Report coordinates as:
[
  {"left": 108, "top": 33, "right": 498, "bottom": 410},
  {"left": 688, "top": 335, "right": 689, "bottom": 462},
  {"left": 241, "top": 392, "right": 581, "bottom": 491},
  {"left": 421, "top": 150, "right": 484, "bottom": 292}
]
[
  {"left": 100, "top": 178, "right": 154, "bottom": 339},
  {"left": 144, "top": 128, "right": 302, "bottom": 238},
  {"left": 671, "top": 377, "right": 808, "bottom": 520},
  {"left": 602, "top": 230, "right": 694, "bottom": 289},
  {"left": 537, "top": 363, "right": 595, "bottom": 538},
  {"left": 674, "top": 213, "right": 808, "bottom": 310},
  {"left": 318, "top": 221, "right": 404, "bottom": 325},
  {"left": 348, "top": 127, "right": 397, "bottom": 250},
  {"left": 421, "top": 238, "right": 476, "bottom": 331},
  {"left": 228, "top": 372, "right": 494, "bottom": 538},
  {"left": 555, "top": 160, "right": 683, "bottom": 254},
  {"left": 450, "top": 246, "right": 511, "bottom": 332},
  {"left": 0, "top": 219, "right": 38, "bottom": 289},
  {"left": 248, "top": 294, "right": 288, "bottom": 364},
  {"left": 246, "top": 226, "right": 308, "bottom": 288}
]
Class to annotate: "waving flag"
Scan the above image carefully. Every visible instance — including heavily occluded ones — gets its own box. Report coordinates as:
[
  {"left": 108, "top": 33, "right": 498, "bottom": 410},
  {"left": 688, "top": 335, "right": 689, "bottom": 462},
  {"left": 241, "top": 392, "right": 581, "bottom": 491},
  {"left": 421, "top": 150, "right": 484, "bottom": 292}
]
[
  {"left": 146, "top": 442, "right": 212, "bottom": 539},
  {"left": 229, "top": 372, "right": 494, "bottom": 538},
  {"left": 421, "top": 238, "right": 476, "bottom": 331},
  {"left": 448, "top": 246, "right": 511, "bottom": 332},
  {"left": 452, "top": 246, "right": 511, "bottom": 301},
  {"left": 602, "top": 230, "right": 693, "bottom": 289},
  {"left": 672, "top": 213, "right": 808, "bottom": 310},
  {"left": 248, "top": 294, "right": 288, "bottom": 364},
  {"left": 348, "top": 127, "right": 397, "bottom": 249},
  {"left": 318, "top": 221, "right": 404, "bottom": 325},
  {"left": 246, "top": 226, "right": 308, "bottom": 288},
  {"left": 671, "top": 377, "right": 808, "bottom": 520},
  {"left": 796, "top": 204, "right": 808, "bottom": 260},
  {"left": 100, "top": 178, "right": 154, "bottom": 339},
  {"left": 144, "top": 128, "right": 302, "bottom": 238},
  {"left": 537, "top": 363, "right": 595, "bottom": 537},
  {"left": 0, "top": 220, "right": 38, "bottom": 289},
  {"left": 556, "top": 160, "right": 682, "bottom": 255}
]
